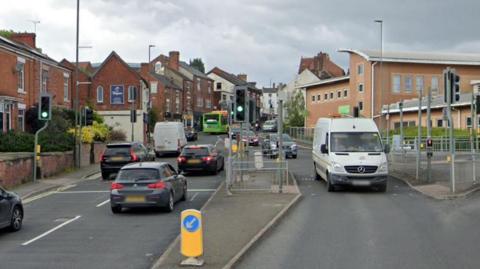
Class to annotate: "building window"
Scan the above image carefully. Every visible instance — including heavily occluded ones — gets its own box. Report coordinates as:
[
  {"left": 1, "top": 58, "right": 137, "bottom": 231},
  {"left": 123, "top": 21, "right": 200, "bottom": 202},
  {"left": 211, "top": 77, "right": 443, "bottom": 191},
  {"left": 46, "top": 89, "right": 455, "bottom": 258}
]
[
  {"left": 216, "top": 82, "right": 222, "bottom": 90},
  {"left": 41, "top": 70, "right": 48, "bottom": 92},
  {"left": 408, "top": 121, "right": 416, "bottom": 127},
  {"left": 359, "top": 101, "right": 363, "bottom": 111},
  {"left": 317, "top": 94, "right": 321, "bottom": 101},
  {"left": 330, "top": 92, "right": 333, "bottom": 99},
  {"left": 357, "top": 63, "right": 364, "bottom": 75},
  {"left": 392, "top": 75, "right": 401, "bottom": 93},
  {"left": 17, "top": 58, "right": 25, "bottom": 92},
  {"left": 5, "top": 104, "right": 11, "bottom": 131},
  {"left": 166, "top": 98, "right": 171, "bottom": 112},
  {"left": 311, "top": 95, "right": 315, "bottom": 102},
  {"left": 97, "top": 86, "right": 104, "bottom": 103},
  {"left": 344, "top": 89, "right": 348, "bottom": 98},
  {"left": 206, "top": 99, "right": 211, "bottom": 109},
  {"left": 324, "top": 93, "right": 328, "bottom": 100},
  {"left": 431, "top": 76, "right": 439, "bottom": 95},
  {"left": 197, "top": 79, "right": 201, "bottom": 92},
  {"left": 405, "top": 75, "right": 413, "bottom": 93},
  {"left": 17, "top": 109, "right": 25, "bottom": 131},
  {"left": 197, "top": 97, "right": 203, "bottom": 107},
  {"left": 208, "top": 81, "right": 212, "bottom": 93},
  {"left": 154, "top": 61, "right": 164, "bottom": 74},
  {"left": 337, "top": 91, "right": 341, "bottom": 98},
  {"left": 416, "top": 76, "right": 424, "bottom": 93},
  {"left": 151, "top": 81, "right": 158, "bottom": 94},
  {"left": 358, "top": 83, "right": 364, "bottom": 92},
  {"left": 0, "top": 104, "right": 3, "bottom": 132},
  {"left": 437, "top": 119, "right": 443, "bottom": 127},
  {"left": 63, "top": 76, "right": 69, "bottom": 102},
  {"left": 467, "top": 117, "right": 472, "bottom": 128},
  {"left": 175, "top": 91, "right": 180, "bottom": 112},
  {"left": 128, "top": 86, "right": 137, "bottom": 102},
  {"left": 222, "top": 94, "right": 226, "bottom": 100}
]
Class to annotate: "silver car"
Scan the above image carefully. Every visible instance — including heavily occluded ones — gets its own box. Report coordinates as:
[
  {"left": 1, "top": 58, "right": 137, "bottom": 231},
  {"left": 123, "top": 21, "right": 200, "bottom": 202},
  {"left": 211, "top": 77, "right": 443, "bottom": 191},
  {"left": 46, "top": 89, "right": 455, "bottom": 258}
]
[{"left": 110, "top": 162, "right": 187, "bottom": 213}]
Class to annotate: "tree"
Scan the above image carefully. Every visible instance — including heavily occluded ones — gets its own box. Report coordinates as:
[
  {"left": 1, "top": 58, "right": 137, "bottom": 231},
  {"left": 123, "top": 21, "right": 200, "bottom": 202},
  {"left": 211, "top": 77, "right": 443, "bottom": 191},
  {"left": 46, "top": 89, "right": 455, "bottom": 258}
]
[
  {"left": 189, "top": 58, "right": 205, "bottom": 73},
  {"left": 0, "top": 29, "right": 14, "bottom": 38},
  {"left": 284, "top": 90, "right": 307, "bottom": 127}
]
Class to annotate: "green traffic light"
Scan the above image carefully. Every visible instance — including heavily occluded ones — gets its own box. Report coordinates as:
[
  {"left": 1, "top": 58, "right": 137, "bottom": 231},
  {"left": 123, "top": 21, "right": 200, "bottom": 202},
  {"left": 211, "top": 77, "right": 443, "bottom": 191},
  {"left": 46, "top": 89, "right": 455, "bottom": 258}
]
[
  {"left": 237, "top": 106, "right": 243, "bottom": 112},
  {"left": 41, "top": 111, "right": 48, "bottom": 118}
]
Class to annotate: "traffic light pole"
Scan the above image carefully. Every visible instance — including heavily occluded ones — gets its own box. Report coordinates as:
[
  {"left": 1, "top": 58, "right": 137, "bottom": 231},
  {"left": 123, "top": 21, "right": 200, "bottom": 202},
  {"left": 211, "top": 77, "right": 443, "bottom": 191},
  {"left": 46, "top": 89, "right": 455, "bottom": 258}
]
[
  {"left": 471, "top": 92, "right": 476, "bottom": 183},
  {"left": 446, "top": 68, "right": 456, "bottom": 193},
  {"left": 33, "top": 121, "right": 49, "bottom": 183},
  {"left": 426, "top": 89, "right": 432, "bottom": 183}
]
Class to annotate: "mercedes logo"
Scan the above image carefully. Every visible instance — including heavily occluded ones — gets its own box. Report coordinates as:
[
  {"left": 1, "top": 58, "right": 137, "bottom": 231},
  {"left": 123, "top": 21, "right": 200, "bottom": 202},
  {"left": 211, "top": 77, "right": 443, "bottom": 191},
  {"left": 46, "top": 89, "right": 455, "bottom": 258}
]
[{"left": 357, "top": 166, "right": 366, "bottom": 173}]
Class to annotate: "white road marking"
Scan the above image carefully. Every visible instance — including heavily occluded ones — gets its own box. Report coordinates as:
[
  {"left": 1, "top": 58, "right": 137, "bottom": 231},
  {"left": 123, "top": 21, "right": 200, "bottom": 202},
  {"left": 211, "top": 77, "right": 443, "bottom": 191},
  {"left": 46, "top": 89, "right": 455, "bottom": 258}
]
[
  {"left": 21, "top": 215, "right": 82, "bottom": 246},
  {"left": 56, "top": 190, "right": 110, "bottom": 194},
  {"left": 190, "top": 193, "right": 199, "bottom": 201},
  {"left": 23, "top": 184, "right": 79, "bottom": 204},
  {"left": 96, "top": 199, "right": 110, "bottom": 207},
  {"left": 187, "top": 189, "right": 216, "bottom": 192}
]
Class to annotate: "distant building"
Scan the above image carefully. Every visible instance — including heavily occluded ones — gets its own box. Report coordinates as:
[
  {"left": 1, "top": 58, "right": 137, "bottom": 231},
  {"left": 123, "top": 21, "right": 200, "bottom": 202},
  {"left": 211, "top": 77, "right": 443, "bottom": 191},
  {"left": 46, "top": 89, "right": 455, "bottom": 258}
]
[
  {"left": 298, "top": 51, "right": 345, "bottom": 79},
  {"left": 261, "top": 84, "right": 279, "bottom": 119}
]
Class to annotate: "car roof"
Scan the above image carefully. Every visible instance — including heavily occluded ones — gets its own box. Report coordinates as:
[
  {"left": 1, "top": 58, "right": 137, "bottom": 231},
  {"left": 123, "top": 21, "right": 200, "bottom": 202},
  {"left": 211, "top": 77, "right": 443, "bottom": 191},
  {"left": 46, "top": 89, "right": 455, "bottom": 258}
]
[
  {"left": 106, "top": 142, "right": 139, "bottom": 147},
  {"left": 121, "top": 162, "right": 167, "bottom": 170},
  {"left": 184, "top": 144, "right": 212, "bottom": 148}
]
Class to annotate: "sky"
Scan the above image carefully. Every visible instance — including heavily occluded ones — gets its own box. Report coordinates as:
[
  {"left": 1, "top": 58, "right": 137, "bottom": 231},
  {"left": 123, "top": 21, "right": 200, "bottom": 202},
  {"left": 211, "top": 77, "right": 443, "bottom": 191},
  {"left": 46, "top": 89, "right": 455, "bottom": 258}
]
[{"left": 1, "top": 0, "right": 479, "bottom": 87}]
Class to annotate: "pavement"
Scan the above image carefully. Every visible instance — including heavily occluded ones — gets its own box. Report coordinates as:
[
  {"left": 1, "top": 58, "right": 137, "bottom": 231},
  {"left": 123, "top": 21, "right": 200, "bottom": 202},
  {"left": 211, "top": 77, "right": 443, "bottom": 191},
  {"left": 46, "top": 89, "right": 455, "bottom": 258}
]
[{"left": 152, "top": 182, "right": 300, "bottom": 269}]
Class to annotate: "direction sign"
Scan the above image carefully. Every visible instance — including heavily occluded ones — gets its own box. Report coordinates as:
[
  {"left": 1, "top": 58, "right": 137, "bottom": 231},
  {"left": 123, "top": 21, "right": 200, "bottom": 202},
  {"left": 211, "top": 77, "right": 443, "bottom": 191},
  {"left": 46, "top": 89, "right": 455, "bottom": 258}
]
[
  {"left": 183, "top": 215, "right": 200, "bottom": 232},
  {"left": 181, "top": 209, "right": 203, "bottom": 258}
]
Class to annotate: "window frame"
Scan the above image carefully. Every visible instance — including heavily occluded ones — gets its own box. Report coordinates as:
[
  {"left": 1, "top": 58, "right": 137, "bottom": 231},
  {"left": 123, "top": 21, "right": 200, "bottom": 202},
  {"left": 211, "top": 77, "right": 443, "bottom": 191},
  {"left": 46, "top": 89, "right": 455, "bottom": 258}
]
[
  {"left": 357, "top": 63, "right": 364, "bottom": 75},
  {"left": 359, "top": 101, "right": 363, "bottom": 111},
  {"left": 358, "top": 83, "right": 364, "bottom": 93},
  {"left": 128, "top": 86, "right": 137, "bottom": 102},
  {"left": 17, "top": 57, "right": 26, "bottom": 93},
  {"left": 405, "top": 75, "right": 413, "bottom": 93},
  {"left": 343, "top": 89, "right": 348, "bottom": 98},
  {"left": 415, "top": 76, "right": 424, "bottom": 93},
  {"left": 97, "top": 86, "right": 104, "bottom": 103},
  {"left": 392, "top": 74, "right": 401, "bottom": 93},
  {"left": 63, "top": 74, "right": 69, "bottom": 102}
]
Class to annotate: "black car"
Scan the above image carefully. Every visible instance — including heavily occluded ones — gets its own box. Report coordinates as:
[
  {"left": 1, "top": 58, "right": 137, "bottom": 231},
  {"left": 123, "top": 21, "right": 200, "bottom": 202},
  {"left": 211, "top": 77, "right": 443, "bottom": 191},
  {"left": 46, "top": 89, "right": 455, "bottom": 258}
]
[
  {"left": 185, "top": 129, "right": 198, "bottom": 141},
  {"left": 177, "top": 145, "right": 224, "bottom": 174},
  {"left": 110, "top": 162, "right": 187, "bottom": 213},
  {"left": 100, "top": 142, "right": 155, "bottom": 180},
  {"left": 0, "top": 186, "right": 23, "bottom": 232}
]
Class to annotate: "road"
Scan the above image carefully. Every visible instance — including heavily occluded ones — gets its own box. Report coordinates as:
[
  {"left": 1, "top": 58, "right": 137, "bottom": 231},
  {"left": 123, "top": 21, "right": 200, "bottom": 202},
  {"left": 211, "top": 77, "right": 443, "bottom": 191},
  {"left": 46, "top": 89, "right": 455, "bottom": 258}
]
[
  {"left": 0, "top": 134, "right": 225, "bottom": 269},
  {"left": 237, "top": 146, "right": 480, "bottom": 269}
]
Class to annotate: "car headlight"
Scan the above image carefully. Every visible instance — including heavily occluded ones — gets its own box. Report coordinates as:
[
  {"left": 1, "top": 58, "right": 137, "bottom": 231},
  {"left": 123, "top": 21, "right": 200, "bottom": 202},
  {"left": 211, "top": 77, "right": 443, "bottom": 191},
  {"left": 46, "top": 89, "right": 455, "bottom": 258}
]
[
  {"left": 271, "top": 143, "right": 277, "bottom": 150},
  {"left": 291, "top": 144, "right": 297, "bottom": 150},
  {"left": 332, "top": 161, "right": 344, "bottom": 173},
  {"left": 378, "top": 162, "right": 388, "bottom": 173}
]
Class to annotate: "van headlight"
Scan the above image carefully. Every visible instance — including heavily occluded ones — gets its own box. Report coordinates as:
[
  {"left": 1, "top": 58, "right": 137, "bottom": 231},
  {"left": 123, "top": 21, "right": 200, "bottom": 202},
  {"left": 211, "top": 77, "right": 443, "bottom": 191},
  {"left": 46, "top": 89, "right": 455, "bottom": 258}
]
[
  {"left": 378, "top": 162, "right": 388, "bottom": 173},
  {"left": 291, "top": 144, "right": 297, "bottom": 150},
  {"left": 332, "top": 161, "right": 344, "bottom": 173},
  {"left": 270, "top": 143, "right": 277, "bottom": 150}
]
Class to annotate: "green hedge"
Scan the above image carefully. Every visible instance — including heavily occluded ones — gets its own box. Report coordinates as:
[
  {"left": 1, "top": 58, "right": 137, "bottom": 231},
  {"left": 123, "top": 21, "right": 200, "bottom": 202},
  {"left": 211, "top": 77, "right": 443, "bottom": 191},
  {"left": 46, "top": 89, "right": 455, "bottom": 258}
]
[{"left": 0, "top": 131, "right": 74, "bottom": 152}]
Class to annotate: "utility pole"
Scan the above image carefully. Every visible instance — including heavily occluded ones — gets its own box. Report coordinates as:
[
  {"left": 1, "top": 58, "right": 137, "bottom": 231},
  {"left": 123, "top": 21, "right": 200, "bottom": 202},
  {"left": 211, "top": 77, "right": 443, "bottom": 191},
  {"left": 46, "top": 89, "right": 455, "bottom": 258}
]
[
  {"left": 277, "top": 99, "right": 284, "bottom": 193},
  {"left": 399, "top": 100, "right": 404, "bottom": 152},
  {"left": 416, "top": 88, "right": 422, "bottom": 180},
  {"left": 74, "top": 0, "right": 80, "bottom": 168},
  {"left": 445, "top": 68, "right": 455, "bottom": 193},
  {"left": 226, "top": 100, "right": 233, "bottom": 196},
  {"left": 471, "top": 92, "right": 476, "bottom": 183},
  {"left": 426, "top": 88, "right": 432, "bottom": 182}
]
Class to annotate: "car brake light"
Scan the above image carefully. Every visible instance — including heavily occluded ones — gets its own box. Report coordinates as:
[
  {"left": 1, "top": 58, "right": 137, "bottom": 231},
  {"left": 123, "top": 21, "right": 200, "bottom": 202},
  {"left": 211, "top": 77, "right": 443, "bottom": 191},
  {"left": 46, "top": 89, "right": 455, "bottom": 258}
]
[
  {"left": 202, "top": 156, "right": 213, "bottom": 162},
  {"left": 148, "top": 181, "right": 166, "bottom": 189},
  {"left": 100, "top": 153, "right": 106, "bottom": 161},
  {"left": 111, "top": 182, "right": 124, "bottom": 190},
  {"left": 130, "top": 149, "right": 139, "bottom": 162},
  {"left": 177, "top": 156, "right": 187, "bottom": 163}
]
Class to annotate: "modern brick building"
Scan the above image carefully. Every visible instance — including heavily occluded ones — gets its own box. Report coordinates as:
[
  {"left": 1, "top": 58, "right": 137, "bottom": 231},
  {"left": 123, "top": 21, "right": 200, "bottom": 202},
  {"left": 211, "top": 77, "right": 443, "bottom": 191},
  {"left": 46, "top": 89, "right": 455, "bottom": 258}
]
[{"left": 0, "top": 33, "right": 72, "bottom": 132}]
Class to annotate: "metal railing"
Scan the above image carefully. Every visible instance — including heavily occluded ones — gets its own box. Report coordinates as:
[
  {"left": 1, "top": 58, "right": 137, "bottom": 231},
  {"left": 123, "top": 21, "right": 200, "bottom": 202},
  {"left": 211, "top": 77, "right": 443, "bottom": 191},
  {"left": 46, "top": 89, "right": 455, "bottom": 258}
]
[
  {"left": 287, "top": 127, "right": 314, "bottom": 143},
  {"left": 384, "top": 136, "right": 479, "bottom": 152}
]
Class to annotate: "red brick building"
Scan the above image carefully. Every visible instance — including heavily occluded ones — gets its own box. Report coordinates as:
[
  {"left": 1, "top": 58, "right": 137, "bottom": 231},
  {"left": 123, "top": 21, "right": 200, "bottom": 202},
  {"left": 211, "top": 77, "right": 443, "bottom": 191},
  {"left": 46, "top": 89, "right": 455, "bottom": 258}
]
[
  {"left": 0, "top": 33, "right": 72, "bottom": 132},
  {"left": 60, "top": 59, "right": 91, "bottom": 108},
  {"left": 298, "top": 52, "right": 345, "bottom": 79}
]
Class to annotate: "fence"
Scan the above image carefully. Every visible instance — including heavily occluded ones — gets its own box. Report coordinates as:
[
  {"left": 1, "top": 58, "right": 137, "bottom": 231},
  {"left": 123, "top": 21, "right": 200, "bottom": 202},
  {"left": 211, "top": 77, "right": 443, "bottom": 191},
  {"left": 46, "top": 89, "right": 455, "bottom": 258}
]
[
  {"left": 287, "top": 127, "right": 314, "bottom": 143},
  {"left": 385, "top": 136, "right": 479, "bottom": 152}
]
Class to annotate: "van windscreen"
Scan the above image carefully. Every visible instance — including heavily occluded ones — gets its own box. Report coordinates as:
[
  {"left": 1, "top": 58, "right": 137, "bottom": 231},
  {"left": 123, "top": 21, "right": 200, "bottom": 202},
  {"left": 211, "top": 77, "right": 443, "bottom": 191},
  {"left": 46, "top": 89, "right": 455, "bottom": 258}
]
[{"left": 331, "top": 132, "right": 383, "bottom": 152}]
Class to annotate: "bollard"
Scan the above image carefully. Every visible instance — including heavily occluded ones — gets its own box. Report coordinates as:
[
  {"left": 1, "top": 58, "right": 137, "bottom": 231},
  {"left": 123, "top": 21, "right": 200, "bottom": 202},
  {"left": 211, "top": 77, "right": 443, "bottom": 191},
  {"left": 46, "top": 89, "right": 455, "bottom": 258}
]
[{"left": 180, "top": 209, "right": 204, "bottom": 267}]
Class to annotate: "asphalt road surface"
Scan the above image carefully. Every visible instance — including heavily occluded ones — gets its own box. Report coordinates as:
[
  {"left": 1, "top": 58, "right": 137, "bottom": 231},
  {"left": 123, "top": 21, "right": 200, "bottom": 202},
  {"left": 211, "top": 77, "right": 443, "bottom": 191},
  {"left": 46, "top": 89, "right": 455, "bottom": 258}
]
[
  {"left": 0, "top": 133, "right": 225, "bottom": 269},
  {"left": 237, "top": 146, "right": 480, "bottom": 269}
]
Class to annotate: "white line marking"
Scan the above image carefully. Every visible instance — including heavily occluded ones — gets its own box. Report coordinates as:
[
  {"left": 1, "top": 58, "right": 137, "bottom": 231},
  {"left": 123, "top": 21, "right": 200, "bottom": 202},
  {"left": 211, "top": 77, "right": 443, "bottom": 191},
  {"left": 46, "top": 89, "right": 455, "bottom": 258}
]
[
  {"left": 190, "top": 193, "right": 199, "bottom": 201},
  {"left": 57, "top": 190, "right": 110, "bottom": 194},
  {"left": 187, "top": 189, "right": 216, "bottom": 192},
  {"left": 96, "top": 199, "right": 110, "bottom": 207},
  {"left": 21, "top": 215, "right": 82, "bottom": 246}
]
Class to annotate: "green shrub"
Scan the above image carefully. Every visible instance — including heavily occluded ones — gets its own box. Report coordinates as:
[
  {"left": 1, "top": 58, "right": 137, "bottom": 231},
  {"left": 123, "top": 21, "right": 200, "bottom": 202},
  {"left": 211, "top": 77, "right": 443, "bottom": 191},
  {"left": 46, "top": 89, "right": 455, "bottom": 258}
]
[
  {"left": 109, "top": 129, "right": 127, "bottom": 142},
  {"left": 0, "top": 131, "right": 74, "bottom": 152}
]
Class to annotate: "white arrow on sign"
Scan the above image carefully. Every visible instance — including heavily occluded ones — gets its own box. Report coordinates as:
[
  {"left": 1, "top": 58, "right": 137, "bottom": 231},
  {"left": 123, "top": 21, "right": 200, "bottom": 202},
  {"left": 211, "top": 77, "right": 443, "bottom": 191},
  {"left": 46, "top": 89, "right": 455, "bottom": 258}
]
[{"left": 186, "top": 218, "right": 196, "bottom": 230}]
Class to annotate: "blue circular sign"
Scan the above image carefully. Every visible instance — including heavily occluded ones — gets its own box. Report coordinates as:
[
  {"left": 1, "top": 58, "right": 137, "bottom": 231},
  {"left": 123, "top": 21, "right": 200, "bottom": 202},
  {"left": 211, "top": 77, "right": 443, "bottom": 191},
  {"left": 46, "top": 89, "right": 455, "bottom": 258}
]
[{"left": 183, "top": 215, "right": 200, "bottom": 232}]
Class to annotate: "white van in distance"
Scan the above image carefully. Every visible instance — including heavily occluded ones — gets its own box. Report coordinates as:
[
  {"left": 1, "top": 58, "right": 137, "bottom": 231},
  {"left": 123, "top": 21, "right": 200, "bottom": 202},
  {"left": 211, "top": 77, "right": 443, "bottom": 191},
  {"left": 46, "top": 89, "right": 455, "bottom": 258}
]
[
  {"left": 153, "top": 122, "right": 187, "bottom": 157},
  {"left": 312, "top": 118, "right": 389, "bottom": 192}
]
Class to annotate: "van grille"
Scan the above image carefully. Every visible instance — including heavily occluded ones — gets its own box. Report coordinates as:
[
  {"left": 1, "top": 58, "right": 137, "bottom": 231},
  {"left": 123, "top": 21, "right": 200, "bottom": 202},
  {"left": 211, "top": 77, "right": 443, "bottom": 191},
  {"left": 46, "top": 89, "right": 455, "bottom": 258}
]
[{"left": 344, "top": 166, "right": 377, "bottom": 174}]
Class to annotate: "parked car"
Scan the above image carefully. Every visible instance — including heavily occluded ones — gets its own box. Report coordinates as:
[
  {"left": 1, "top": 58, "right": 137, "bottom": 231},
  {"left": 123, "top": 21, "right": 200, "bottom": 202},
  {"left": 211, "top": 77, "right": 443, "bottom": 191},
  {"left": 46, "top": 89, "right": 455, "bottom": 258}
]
[
  {"left": 177, "top": 145, "right": 224, "bottom": 174},
  {"left": 154, "top": 122, "right": 187, "bottom": 157},
  {"left": 0, "top": 186, "right": 23, "bottom": 232},
  {"left": 241, "top": 130, "right": 260, "bottom": 146},
  {"left": 262, "top": 120, "right": 277, "bottom": 132},
  {"left": 100, "top": 142, "right": 155, "bottom": 180},
  {"left": 110, "top": 162, "right": 187, "bottom": 213},
  {"left": 312, "top": 118, "right": 388, "bottom": 192},
  {"left": 185, "top": 128, "right": 198, "bottom": 141},
  {"left": 262, "top": 133, "right": 298, "bottom": 158}
]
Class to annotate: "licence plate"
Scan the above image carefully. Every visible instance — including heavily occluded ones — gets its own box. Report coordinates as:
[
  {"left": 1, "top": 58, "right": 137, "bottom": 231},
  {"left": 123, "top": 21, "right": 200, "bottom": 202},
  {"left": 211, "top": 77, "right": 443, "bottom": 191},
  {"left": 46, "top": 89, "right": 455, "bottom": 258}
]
[
  {"left": 188, "top": 159, "right": 201, "bottom": 164},
  {"left": 125, "top": 195, "right": 146, "bottom": 203},
  {"left": 111, "top": 156, "right": 126, "bottom": 161},
  {"left": 352, "top": 180, "right": 371, "bottom": 186}
]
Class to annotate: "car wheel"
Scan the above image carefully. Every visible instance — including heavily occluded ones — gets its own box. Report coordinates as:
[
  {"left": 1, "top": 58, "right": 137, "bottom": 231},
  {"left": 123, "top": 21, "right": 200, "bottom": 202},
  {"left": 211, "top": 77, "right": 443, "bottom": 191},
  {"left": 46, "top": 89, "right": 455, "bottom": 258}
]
[
  {"left": 111, "top": 205, "right": 122, "bottom": 214},
  {"left": 180, "top": 184, "right": 187, "bottom": 201},
  {"left": 9, "top": 206, "right": 23, "bottom": 232},
  {"left": 165, "top": 192, "right": 175, "bottom": 212},
  {"left": 326, "top": 173, "right": 335, "bottom": 192},
  {"left": 377, "top": 183, "right": 387, "bottom": 193},
  {"left": 101, "top": 172, "right": 110, "bottom": 181},
  {"left": 213, "top": 164, "right": 219, "bottom": 175},
  {"left": 293, "top": 154, "right": 297, "bottom": 159},
  {"left": 314, "top": 163, "right": 321, "bottom": 181},
  {"left": 155, "top": 152, "right": 161, "bottom": 158}
]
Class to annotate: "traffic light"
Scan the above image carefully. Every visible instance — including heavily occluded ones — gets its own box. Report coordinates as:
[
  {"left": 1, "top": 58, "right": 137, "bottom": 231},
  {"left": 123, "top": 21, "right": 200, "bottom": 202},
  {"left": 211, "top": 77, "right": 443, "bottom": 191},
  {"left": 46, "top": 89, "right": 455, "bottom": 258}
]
[
  {"left": 38, "top": 95, "right": 51, "bottom": 121},
  {"left": 476, "top": 95, "right": 480, "bottom": 114},
  {"left": 130, "top": 109, "right": 137, "bottom": 123},
  {"left": 85, "top": 108, "right": 94, "bottom": 126},
  {"left": 451, "top": 72, "right": 460, "bottom": 103},
  {"left": 235, "top": 88, "right": 246, "bottom": 122},
  {"left": 426, "top": 137, "right": 433, "bottom": 148}
]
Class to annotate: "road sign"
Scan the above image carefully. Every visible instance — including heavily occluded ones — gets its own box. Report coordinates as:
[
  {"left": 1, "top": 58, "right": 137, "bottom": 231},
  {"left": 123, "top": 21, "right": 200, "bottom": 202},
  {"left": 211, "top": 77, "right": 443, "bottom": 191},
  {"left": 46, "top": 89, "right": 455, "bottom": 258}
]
[{"left": 181, "top": 209, "right": 203, "bottom": 260}]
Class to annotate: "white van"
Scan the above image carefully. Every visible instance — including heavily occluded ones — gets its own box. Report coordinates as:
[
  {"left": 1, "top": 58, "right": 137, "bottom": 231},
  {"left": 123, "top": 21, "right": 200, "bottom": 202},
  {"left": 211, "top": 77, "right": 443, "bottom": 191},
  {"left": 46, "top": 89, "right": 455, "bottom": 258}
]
[
  {"left": 154, "top": 122, "right": 187, "bottom": 156},
  {"left": 312, "top": 118, "right": 389, "bottom": 192}
]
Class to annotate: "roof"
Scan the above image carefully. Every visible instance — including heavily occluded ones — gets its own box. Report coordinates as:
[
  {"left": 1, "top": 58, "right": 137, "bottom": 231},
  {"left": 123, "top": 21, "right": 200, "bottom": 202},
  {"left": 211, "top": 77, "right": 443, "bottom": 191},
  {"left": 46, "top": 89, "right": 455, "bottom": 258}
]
[
  {"left": 301, "top": 75, "right": 350, "bottom": 89},
  {"left": 339, "top": 49, "right": 480, "bottom": 66},
  {"left": 93, "top": 51, "right": 145, "bottom": 84},
  {"left": 207, "top": 67, "right": 248, "bottom": 86},
  {"left": 149, "top": 72, "right": 181, "bottom": 90},
  {"left": 179, "top": 61, "right": 211, "bottom": 80},
  {"left": 262, "top": 87, "right": 278, "bottom": 94},
  {"left": 382, "top": 92, "right": 473, "bottom": 114}
]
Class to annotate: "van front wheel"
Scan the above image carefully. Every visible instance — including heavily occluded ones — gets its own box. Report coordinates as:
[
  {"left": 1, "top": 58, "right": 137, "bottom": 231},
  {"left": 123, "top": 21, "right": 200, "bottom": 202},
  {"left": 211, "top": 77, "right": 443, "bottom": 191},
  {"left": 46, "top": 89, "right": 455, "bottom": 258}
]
[
  {"left": 326, "top": 173, "right": 335, "bottom": 192},
  {"left": 313, "top": 163, "right": 321, "bottom": 181}
]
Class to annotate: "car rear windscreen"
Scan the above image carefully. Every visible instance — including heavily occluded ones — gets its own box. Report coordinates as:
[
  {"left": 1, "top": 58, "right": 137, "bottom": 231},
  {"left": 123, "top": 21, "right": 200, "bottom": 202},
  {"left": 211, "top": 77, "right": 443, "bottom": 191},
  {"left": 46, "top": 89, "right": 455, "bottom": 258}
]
[
  {"left": 116, "top": 168, "right": 159, "bottom": 182},
  {"left": 182, "top": 147, "right": 209, "bottom": 156},
  {"left": 105, "top": 146, "right": 131, "bottom": 156}
]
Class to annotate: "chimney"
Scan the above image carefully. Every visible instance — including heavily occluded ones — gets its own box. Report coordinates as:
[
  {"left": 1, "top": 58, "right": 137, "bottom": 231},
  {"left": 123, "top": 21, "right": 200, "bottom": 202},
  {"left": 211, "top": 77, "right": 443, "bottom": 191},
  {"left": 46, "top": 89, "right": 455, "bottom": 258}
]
[
  {"left": 169, "top": 51, "right": 180, "bottom": 71},
  {"left": 140, "top": 63, "right": 149, "bottom": 74},
  {"left": 238, "top": 74, "right": 247, "bottom": 81},
  {"left": 272, "top": 83, "right": 276, "bottom": 89},
  {"left": 10, "top": 33, "right": 36, "bottom": 48}
]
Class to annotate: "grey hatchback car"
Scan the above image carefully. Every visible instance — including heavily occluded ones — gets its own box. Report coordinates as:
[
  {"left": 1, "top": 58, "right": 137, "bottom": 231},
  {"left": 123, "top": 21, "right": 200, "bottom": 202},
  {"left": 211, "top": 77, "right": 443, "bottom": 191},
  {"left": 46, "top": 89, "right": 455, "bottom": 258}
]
[
  {"left": 0, "top": 186, "right": 23, "bottom": 232},
  {"left": 109, "top": 162, "right": 187, "bottom": 213}
]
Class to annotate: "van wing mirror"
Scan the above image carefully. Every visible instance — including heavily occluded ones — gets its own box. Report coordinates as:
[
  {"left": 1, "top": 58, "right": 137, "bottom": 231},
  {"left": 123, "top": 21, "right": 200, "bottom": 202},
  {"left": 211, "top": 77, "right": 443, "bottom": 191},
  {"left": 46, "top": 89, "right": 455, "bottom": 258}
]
[
  {"left": 384, "top": 144, "right": 390, "bottom": 154},
  {"left": 320, "top": 144, "right": 328, "bottom": 154}
]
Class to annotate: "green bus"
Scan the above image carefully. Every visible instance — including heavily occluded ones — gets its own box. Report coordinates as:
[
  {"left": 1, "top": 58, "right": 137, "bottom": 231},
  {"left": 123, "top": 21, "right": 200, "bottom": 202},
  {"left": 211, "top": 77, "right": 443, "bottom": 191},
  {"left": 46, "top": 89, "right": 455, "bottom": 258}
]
[{"left": 203, "top": 111, "right": 229, "bottom": 134}]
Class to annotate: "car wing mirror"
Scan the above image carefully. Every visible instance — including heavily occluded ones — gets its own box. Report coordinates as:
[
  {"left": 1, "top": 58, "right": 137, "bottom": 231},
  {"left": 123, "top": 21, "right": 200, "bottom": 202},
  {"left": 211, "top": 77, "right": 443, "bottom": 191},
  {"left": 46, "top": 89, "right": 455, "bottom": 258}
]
[
  {"left": 320, "top": 144, "right": 329, "bottom": 154},
  {"left": 384, "top": 144, "right": 390, "bottom": 154}
]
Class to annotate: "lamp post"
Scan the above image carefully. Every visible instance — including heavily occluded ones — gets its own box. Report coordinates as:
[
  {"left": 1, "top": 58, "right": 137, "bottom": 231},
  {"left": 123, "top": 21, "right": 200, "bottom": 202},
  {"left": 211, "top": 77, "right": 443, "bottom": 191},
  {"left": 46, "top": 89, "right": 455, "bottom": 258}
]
[
  {"left": 374, "top": 19, "right": 386, "bottom": 143},
  {"left": 74, "top": 0, "right": 81, "bottom": 168},
  {"left": 147, "top": 45, "right": 155, "bottom": 148}
]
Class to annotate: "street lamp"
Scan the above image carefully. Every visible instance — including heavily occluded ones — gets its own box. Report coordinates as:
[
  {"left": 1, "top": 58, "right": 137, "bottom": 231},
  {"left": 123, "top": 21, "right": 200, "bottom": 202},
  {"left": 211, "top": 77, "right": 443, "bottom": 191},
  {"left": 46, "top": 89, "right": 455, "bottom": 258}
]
[
  {"left": 147, "top": 44, "right": 155, "bottom": 148},
  {"left": 28, "top": 20, "right": 40, "bottom": 34},
  {"left": 374, "top": 19, "right": 386, "bottom": 143}
]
